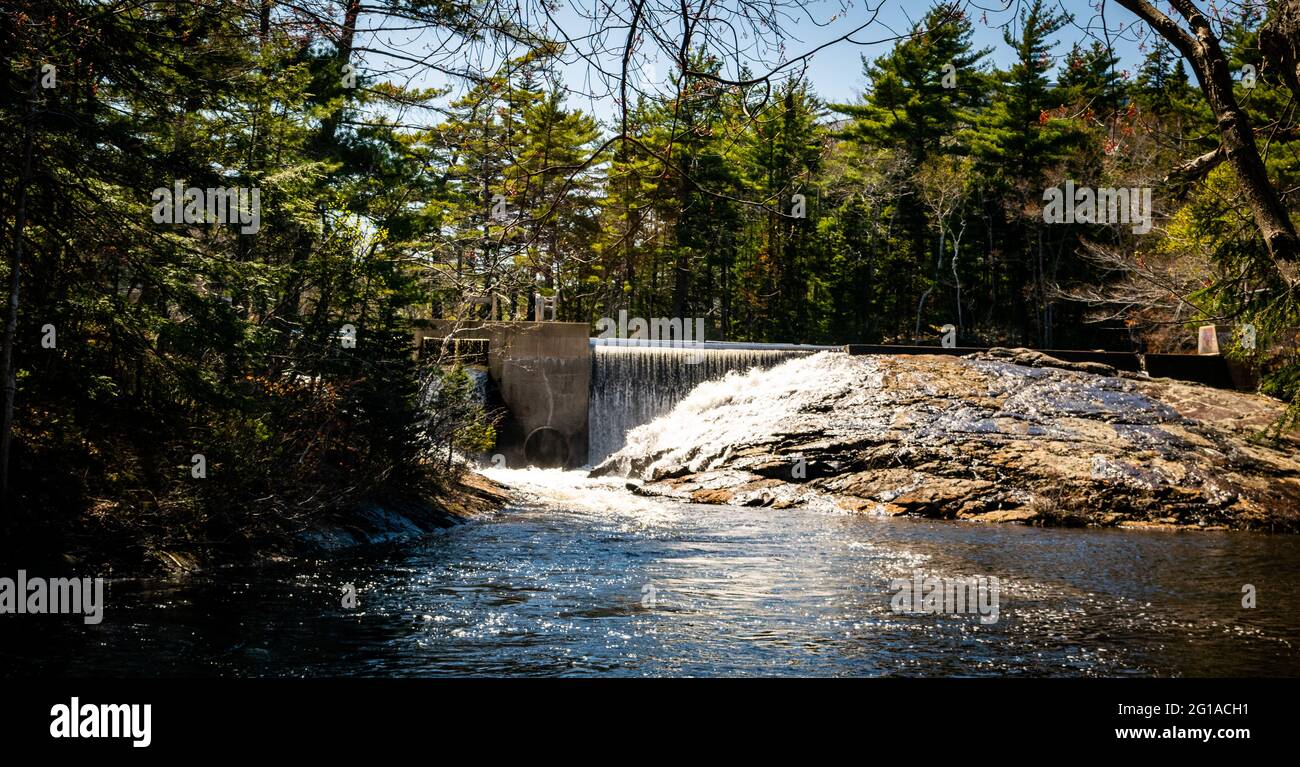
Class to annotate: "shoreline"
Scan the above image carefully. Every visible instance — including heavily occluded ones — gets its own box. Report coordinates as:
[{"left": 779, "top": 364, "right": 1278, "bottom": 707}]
[
  {"left": 625, "top": 472, "right": 1296, "bottom": 533},
  {"left": 3, "top": 471, "right": 513, "bottom": 579}
]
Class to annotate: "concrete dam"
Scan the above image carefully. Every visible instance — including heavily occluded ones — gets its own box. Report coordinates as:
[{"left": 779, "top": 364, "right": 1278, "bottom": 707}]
[{"left": 413, "top": 320, "right": 1240, "bottom": 469}]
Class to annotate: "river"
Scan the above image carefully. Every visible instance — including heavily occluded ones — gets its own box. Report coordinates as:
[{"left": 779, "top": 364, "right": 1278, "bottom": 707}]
[{"left": 6, "top": 468, "right": 1299, "bottom": 677}]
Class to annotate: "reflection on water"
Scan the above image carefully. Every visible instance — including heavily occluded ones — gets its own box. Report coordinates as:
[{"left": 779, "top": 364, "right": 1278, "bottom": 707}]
[{"left": 4, "top": 468, "right": 1299, "bottom": 677}]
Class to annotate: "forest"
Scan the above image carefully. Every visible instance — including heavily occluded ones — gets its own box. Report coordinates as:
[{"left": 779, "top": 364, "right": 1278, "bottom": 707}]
[{"left": 2, "top": 0, "right": 1299, "bottom": 565}]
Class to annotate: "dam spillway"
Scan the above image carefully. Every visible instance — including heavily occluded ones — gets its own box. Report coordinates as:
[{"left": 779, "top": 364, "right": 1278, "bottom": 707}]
[
  {"left": 412, "top": 320, "right": 1242, "bottom": 469},
  {"left": 587, "top": 340, "right": 838, "bottom": 464}
]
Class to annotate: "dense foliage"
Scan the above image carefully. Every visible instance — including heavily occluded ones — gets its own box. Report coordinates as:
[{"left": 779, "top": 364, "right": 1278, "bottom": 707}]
[
  {"left": 2, "top": 0, "right": 1297, "bottom": 562},
  {"left": 0, "top": 0, "right": 495, "bottom": 564}
]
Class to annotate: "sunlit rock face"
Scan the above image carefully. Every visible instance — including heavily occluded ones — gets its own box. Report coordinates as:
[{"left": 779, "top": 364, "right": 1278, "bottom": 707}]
[{"left": 590, "top": 351, "right": 1300, "bottom": 531}]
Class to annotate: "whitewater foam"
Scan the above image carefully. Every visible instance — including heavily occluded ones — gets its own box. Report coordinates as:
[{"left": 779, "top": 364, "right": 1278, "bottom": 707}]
[{"left": 597, "top": 352, "right": 881, "bottom": 479}]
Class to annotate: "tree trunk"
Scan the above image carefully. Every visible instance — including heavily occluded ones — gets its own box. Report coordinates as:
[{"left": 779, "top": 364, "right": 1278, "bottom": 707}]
[
  {"left": 1118, "top": 0, "right": 1300, "bottom": 284},
  {"left": 1260, "top": 0, "right": 1300, "bottom": 103},
  {"left": 319, "top": 0, "right": 361, "bottom": 147},
  {"left": 1, "top": 66, "right": 40, "bottom": 500}
]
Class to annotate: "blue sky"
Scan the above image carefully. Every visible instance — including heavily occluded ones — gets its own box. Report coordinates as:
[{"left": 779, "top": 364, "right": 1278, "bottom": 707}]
[
  {"left": 793, "top": 0, "right": 1151, "bottom": 106},
  {"left": 555, "top": 0, "right": 1151, "bottom": 117},
  {"left": 361, "top": 0, "right": 1167, "bottom": 129}
]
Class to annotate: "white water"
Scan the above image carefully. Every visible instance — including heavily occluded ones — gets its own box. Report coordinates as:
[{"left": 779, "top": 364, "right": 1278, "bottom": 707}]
[
  {"left": 480, "top": 467, "right": 681, "bottom": 528},
  {"left": 599, "top": 351, "right": 882, "bottom": 478},
  {"left": 587, "top": 345, "right": 825, "bottom": 464}
]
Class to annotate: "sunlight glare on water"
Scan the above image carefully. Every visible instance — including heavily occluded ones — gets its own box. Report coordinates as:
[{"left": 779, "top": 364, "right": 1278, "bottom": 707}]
[{"left": 5, "top": 468, "right": 1299, "bottom": 677}]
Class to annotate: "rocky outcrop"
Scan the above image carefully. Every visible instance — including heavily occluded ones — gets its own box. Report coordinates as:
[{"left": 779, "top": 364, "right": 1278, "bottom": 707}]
[
  {"left": 593, "top": 351, "right": 1300, "bottom": 531},
  {"left": 297, "top": 471, "right": 509, "bottom": 553}
]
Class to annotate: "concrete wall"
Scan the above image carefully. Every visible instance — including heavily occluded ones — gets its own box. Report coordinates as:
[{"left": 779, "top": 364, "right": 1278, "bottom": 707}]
[{"left": 416, "top": 320, "right": 591, "bottom": 468}]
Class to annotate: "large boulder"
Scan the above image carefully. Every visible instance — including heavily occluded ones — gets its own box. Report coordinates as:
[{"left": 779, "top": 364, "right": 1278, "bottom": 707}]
[{"left": 591, "top": 351, "right": 1300, "bottom": 531}]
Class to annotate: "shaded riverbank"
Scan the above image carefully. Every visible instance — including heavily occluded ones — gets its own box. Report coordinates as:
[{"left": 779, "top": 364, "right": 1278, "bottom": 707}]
[{"left": 1, "top": 471, "right": 510, "bottom": 577}]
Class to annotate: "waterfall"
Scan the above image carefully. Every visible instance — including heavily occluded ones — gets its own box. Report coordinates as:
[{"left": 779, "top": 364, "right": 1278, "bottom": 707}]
[{"left": 588, "top": 342, "right": 832, "bottom": 464}]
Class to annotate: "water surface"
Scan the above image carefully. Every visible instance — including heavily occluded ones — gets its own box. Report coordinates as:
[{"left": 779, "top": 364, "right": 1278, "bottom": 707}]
[{"left": 5, "top": 469, "right": 1297, "bottom": 677}]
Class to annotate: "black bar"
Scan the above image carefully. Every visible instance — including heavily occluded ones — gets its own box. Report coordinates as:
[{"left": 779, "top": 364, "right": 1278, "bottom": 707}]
[{"left": 0, "top": 678, "right": 1284, "bottom": 755}]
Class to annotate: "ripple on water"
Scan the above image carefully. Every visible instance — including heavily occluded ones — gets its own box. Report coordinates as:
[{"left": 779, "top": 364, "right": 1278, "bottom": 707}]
[{"left": 4, "top": 469, "right": 1299, "bottom": 677}]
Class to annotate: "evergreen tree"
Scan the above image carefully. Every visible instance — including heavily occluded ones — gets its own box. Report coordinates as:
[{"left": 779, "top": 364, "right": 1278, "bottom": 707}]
[{"left": 967, "top": 0, "right": 1076, "bottom": 345}]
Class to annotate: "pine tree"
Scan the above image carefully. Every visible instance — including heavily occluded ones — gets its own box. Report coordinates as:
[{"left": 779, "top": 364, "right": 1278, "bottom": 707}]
[
  {"left": 966, "top": 0, "right": 1076, "bottom": 345},
  {"left": 831, "top": 3, "right": 991, "bottom": 341}
]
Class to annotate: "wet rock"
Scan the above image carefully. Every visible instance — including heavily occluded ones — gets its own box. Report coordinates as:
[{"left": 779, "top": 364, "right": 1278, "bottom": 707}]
[
  {"left": 886, "top": 478, "right": 997, "bottom": 519},
  {"left": 967, "top": 346, "right": 1120, "bottom": 376},
  {"left": 152, "top": 550, "right": 202, "bottom": 574},
  {"left": 691, "top": 488, "right": 734, "bottom": 504},
  {"left": 972, "top": 508, "right": 1040, "bottom": 524},
  {"left": 297, "top": 473, "right": 509, "bottom": 552},
  {"left": 591, "top": 352, "right": 1300, "bottom": 531}
]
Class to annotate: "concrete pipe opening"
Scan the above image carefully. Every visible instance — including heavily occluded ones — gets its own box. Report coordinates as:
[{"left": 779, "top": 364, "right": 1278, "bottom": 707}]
[{"left": 524, "top": 427, "right": 570, "bottom": 468}]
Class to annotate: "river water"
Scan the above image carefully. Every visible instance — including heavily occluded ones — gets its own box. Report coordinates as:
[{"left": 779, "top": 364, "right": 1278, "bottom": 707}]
[{"left": 6, "top": 468, "right": 1298, "bottom": 677}]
